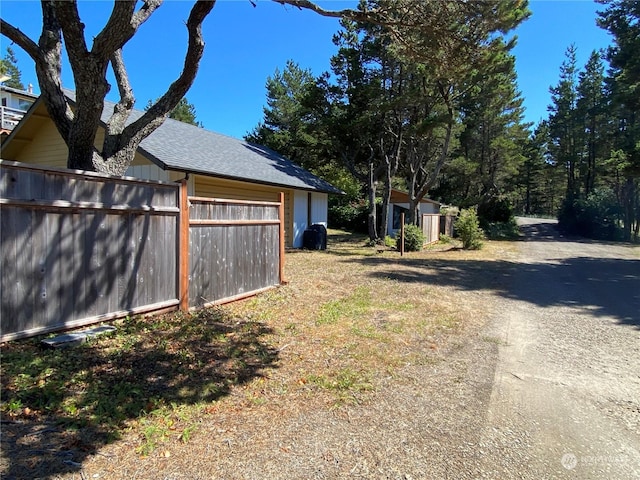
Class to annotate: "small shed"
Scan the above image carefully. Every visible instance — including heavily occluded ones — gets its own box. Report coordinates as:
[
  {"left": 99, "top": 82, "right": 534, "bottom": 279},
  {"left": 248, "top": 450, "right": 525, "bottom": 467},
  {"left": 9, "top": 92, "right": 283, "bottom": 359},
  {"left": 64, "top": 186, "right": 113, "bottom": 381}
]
[{"left": 388, "top": 189, "right": 441, "bottom": 236}]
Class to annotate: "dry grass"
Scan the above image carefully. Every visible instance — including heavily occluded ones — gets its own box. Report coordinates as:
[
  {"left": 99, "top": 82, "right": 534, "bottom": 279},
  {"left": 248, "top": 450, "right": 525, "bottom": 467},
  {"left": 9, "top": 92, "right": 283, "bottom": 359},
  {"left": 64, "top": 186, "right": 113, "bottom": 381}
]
[{"left": 1, "top": 230, "right": 519, "bottom": 479}]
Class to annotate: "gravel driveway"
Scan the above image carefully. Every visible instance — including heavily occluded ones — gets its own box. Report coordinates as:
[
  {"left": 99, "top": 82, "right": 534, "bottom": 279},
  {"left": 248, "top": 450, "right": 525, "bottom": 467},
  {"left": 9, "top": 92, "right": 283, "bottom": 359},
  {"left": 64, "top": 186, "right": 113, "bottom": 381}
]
[{"left": 478, "top": 217, "right": 640, "bottom": 479}]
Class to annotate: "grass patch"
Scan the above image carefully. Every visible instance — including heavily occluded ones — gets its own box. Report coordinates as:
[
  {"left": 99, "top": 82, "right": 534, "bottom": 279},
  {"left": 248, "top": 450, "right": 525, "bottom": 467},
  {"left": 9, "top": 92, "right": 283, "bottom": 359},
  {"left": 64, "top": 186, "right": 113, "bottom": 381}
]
[
  {"left": 306, "top": 368, "right": 374, "bottom": 405},
  {"left": 316, "top": 286, "right": 371, "bottom": 325},
  {"left": 2, "top": 228, "right": 505, "bottom": 472}
]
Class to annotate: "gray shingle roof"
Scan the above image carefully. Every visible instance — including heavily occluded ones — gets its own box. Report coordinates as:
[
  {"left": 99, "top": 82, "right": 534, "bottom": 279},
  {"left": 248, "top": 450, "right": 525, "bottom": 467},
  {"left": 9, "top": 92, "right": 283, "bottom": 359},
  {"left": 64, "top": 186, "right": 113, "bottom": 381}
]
[{"left": 99, "top": 97, "right": 341, "bottom": 194}]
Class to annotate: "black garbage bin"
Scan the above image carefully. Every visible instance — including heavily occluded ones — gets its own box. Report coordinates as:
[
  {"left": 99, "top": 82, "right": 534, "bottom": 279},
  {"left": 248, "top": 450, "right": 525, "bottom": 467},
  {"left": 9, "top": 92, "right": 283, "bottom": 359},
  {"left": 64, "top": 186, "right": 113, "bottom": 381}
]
[{"left": 303, "top": 223, "right": 327, "bottom": 250}]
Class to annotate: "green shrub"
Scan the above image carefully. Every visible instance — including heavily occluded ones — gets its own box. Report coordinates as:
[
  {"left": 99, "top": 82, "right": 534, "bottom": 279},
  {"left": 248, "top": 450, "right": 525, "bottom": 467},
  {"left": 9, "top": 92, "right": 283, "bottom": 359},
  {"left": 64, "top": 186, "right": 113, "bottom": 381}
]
[
  {"left": 558, "top": 188, "right": 623, "bottom": 240},
  {"left": 438, "top": 234, "right": 453, "bottom": 244},
  {"left": 478, "top": 196, "right": 514, "bottom": 225},
  {"left": 456, "top": 208, "right": 484, "bottom": 250},
  {"left": 402, "top": 224, "right": 425, "bottom": 252},
  {"left": 328, "top": 199, "right": 369, "bottom": 233},
  {"left": 483, "top": 217, "right": 520, "bottom": 240},
  {"left": 384, "top": 235, "right": 396, "bottom": 248}
]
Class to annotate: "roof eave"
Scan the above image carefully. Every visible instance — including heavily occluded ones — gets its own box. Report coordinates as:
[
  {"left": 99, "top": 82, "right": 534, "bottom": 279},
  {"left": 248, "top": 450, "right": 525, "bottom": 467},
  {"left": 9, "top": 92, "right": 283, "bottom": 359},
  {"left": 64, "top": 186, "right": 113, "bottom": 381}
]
[{"left": 157, "top": 162, "right": 344, "bottom": 195}]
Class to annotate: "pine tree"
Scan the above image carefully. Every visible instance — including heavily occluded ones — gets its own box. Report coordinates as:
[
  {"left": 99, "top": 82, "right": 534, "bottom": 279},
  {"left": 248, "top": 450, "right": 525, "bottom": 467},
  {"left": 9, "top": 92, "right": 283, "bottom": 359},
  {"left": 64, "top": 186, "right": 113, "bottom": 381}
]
[
  {"left": 0, "top": 47, "right": 25, "bottom": 90},
  {"left": 548, "top": 45, "right": 580, "bottom": 200},
  {"left": 576, "top": 50, "right": 607, "bottom": 197},
  {"left": 455, "top": 40, "right": 530, "bottom": 212},
  {"left": 246, "top": 60, "right": 318, "bottom": 167},
  {"left": 597, "top": 0, "right": 640, "bottom": 240},
  {"left": 145, "top": 97, "right": 202, "bottom": 127}
]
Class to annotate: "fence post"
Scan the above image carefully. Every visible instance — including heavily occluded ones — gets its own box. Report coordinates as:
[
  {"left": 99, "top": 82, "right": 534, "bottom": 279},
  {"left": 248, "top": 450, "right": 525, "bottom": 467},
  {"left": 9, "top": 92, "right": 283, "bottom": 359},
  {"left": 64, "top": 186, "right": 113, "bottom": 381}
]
[
  {"left": 279, "top": 191, "right": 287, "bottom": 284},
  {"left": 179, "top": 179, "right": 190, "bottom": 310},
  {"left": 400, "top": 212, "right": 405, "bottom": 256}
]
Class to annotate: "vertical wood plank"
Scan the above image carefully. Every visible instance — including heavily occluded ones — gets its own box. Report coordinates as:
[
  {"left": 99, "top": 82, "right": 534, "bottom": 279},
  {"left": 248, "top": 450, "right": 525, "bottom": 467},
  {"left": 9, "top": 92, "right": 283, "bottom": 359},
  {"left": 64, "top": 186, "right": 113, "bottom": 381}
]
[
  {"left": 1, "top": 207, "right": 19, "bottom": 335},
  {"left": 279, "top": 192, "right": 286, "bottom": 284},
  {"left": 179, "top": 180, "right": 190, "bottom": 310}
]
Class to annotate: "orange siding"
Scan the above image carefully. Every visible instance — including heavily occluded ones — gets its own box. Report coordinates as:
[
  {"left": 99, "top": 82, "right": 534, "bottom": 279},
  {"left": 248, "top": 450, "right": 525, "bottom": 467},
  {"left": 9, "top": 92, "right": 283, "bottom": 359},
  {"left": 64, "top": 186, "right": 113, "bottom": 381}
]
[{"left": 194, "top": 176, "right": 293, "bottom": 246}]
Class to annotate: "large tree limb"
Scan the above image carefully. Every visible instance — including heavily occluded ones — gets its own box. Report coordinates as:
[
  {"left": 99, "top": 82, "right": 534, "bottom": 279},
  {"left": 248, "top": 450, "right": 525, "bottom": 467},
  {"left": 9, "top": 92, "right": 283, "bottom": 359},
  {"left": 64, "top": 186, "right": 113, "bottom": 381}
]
[
  {"left": 93, "top": 0, "right": 162, "bottom": 59},
  {"left": 100, "top": 0, "right": 215, "bottom": 173},
  {"left": 51, "top": 1, "right": 89, "bottom": 66},
  {"left": 0, "top": 19, "right": 40, "bottom": 60}
]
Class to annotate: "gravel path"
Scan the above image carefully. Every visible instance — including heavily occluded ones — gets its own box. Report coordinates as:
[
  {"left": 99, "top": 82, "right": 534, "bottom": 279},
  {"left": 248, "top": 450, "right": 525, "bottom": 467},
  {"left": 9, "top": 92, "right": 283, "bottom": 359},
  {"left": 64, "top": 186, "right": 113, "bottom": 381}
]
[{"left": 478, "top": 218, "right": 640, "bottom": 479}]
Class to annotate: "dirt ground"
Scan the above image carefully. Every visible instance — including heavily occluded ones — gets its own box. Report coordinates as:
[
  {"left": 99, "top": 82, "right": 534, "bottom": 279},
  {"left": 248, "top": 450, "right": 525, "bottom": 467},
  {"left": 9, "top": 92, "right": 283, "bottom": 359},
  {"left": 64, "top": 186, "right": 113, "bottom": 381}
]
[{"left": 2, "top": 220, "right": 639, "bottom": 479}]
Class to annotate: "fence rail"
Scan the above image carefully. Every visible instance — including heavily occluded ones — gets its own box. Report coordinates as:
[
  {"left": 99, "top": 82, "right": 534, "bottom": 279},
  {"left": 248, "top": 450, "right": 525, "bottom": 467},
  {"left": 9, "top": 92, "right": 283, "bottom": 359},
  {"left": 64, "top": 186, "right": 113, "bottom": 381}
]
[{"left": 1, "top": 161, "right": 284, "bottom": 342}]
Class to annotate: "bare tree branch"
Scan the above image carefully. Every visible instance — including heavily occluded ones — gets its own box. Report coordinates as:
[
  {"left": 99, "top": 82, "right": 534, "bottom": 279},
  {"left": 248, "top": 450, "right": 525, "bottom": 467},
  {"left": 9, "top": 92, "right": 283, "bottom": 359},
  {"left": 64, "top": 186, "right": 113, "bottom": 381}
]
[
  {"left": 93, "top": 0, "right": 163, "bottom": 59},
  {"left": 105, "top": 49, "right": 135, "bottom": 136},
  {"left": 100, "top": 0, "right": 215, "bottom": 172},
  {"left": 272, "top": 0, "right": 363, "bottom": 19},
  {"left": 0, "top": 19, "right": 40, "bottom": 60}
]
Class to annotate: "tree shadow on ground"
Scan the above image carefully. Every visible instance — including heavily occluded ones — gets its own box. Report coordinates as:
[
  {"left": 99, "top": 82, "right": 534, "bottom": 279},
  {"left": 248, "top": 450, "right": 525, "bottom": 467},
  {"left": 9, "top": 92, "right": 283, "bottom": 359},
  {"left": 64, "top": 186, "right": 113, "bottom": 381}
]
[
  {"left": 0, "top": 308, "right": 278, "bottom": 479},
  {"left": 343, "top": 243, "right": 639, "bottom": 330},
  {"left": 515, "top": 219, "right": 637, "bottom": 247}
]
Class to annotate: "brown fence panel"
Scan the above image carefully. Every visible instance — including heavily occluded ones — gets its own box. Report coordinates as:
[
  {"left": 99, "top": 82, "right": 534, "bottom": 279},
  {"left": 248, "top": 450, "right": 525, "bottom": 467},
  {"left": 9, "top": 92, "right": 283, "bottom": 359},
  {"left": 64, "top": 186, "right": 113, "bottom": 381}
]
[
  {"left": 187, "top": 197, "right": 281, "bottom": 308},
  {"left": 421, "top": 214, "right": 441, "bottom": 244},
  {"left": 1, "top": 162, "right": 285, "bottom": 342},
  {"left": 0, "top": 161, "right": 180, "bottom": 341},
  {"left": 440, "top": 214, "right": 454, "bottom": 237}
]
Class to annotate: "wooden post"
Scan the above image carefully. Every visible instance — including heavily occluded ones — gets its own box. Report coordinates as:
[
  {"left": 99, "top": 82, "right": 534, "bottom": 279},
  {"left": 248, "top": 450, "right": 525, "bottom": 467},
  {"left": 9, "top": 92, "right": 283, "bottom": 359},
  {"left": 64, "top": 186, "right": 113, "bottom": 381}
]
[
  {"left": 278, "top": 192, "right": 287, "bottom": 284},
  {"left": 179, "top": 179, "right": 190, "bottom": 310},
  {"left": 400, "top": 212, "right": 405, "bottom": 257}
]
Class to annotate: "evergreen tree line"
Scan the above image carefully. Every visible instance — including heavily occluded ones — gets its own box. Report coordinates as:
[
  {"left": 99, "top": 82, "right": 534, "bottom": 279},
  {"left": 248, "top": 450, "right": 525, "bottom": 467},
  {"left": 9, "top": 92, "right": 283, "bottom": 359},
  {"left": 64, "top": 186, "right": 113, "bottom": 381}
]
[
  {"left": 539, "top": 1, "right": 640, "bottom": 241},
  {"left": 248, "top": 0, "right": 639, "bottom": 243},
  {"left": 247, "top": 0, "right": 530, "bottom": 242}
]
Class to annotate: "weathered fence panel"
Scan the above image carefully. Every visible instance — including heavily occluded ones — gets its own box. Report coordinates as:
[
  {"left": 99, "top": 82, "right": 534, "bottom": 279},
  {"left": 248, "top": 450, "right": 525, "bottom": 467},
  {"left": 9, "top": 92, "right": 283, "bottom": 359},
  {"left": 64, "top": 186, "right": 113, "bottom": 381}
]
[
  {"left": 421, "top": 214, "right": 441, "bottom": 244},
  {"left": 1, "top": 161, "right": 285, "bottom": 342},
  {"left": 440, "top": 214, "right": 454, "bottom": 237},
  {"left": 1, "top": 161, "right": 180, "bottom": 341},
  {"left": 187, "top": 197, "right": 282, "bottom": 308}
]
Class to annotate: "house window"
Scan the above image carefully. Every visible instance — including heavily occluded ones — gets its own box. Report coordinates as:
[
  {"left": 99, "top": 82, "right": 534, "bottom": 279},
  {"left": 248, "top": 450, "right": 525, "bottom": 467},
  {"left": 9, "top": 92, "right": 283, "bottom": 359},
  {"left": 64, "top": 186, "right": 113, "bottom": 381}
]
[
  {"left": 392, "top": 205, "right": 409, "bottom": 230},
  {"left": 17, "top": 99, "right": 32, "bottom": 111}
]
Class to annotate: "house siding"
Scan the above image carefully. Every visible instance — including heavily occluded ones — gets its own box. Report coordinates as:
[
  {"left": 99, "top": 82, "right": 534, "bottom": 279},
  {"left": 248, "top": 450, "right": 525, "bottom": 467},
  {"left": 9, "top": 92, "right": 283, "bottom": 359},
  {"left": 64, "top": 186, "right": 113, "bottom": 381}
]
[
  {"left": 310, "top": 192, "right": 328, "bottom": 226},
  {"left": 292, "top": 191, "right": 308, "bottom": 248},
  {"left": 6, "top": 119, "right": 67, "bottom": 167},
  {"left": 126, "top": 164, "right": 172, "bottom": 183},
  {"left": 194, "top": 175, "right": 281, "bottom": 202}
]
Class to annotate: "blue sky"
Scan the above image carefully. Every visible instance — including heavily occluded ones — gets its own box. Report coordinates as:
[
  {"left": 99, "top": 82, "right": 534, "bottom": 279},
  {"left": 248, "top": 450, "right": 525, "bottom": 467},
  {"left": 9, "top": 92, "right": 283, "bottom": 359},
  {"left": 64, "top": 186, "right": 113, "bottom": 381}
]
[{"left": 1, "top": 0, "right": 613, "bottom": 139}]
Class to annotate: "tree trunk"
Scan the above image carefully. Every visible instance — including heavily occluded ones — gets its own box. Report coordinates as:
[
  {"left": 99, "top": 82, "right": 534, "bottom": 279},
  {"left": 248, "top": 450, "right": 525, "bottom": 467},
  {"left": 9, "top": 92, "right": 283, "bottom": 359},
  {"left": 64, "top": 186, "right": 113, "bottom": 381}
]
[
  {"left": 378, "top": 169, "right": 391, "bottom": 240},
  {"left": 367, "top": 162, "right": 379, "bottom": 242},
  {"left": 1, "top": 0, "right": 214, "bottom": 175}
]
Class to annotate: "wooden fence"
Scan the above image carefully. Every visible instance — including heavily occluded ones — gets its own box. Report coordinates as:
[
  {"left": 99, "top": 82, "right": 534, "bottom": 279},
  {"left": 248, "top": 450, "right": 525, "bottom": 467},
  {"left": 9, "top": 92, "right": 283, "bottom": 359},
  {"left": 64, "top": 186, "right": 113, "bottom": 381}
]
[
  {"left": 185, "top": 195, "right": 284, "bottom": 309},
  {"left": 0, "top": 161, "right": 284, "bottom": 342},
  {"left": 421, "top": 214, "right": 441, "bottom": 244},
  {"left": 440, "top": 214, "right": 454, "bottom": 237}
]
